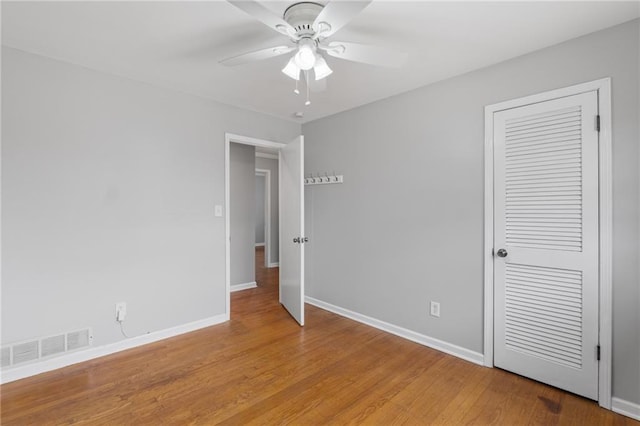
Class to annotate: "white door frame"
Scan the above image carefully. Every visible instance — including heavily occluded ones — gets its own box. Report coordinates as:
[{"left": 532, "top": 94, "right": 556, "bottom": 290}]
[
  {"left": 225, "top": 133, "right": 285, "bottom": 319},
  {"left": 255, "top": 168, "right": 271, "bottom": 268},
  {"left": 483, "top": 78, "right": 612, "bottom": 408}
]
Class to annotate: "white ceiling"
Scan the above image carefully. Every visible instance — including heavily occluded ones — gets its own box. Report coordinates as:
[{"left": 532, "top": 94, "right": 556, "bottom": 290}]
[{"left": 2, "top": 1, "right": 638, "bottom": 123}]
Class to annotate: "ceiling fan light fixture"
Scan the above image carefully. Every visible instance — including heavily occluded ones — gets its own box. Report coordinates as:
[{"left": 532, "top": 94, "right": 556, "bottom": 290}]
[
  {"left": 294, "top": 38, "right": 317, "bottom": 71},
  {"left": 282, "top": 57, "right": 301, "bottom": 80},
  {"left": 313, "top": 55, "right": 333, "bottom": 80}
]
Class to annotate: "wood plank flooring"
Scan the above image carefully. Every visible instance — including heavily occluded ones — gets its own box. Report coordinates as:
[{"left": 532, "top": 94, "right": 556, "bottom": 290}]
[{"left": 1, "top": 247, "right": 637, "bottom": 425}]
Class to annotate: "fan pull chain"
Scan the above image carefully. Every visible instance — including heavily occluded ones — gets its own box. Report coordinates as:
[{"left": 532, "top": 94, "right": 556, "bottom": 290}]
[
  {"left": 294, "top": 78, "right": 300, "bottom": 95},
  {"left": 305, "top": 71, "right": 311, "bottom": 106}
]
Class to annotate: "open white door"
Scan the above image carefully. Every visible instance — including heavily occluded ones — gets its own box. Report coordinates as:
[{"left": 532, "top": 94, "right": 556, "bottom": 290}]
[{"left": 279, "top": 136, "right": 305, "bottom": 325}]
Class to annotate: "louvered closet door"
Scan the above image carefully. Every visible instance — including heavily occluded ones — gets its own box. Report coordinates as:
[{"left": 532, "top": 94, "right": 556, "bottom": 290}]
[{"left": 493, "top": 91, "right": 599, "bottom": 399}]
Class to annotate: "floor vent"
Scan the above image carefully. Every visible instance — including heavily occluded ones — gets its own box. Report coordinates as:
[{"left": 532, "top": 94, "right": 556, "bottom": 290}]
[
  {"left": 1, "top": 347, "right": 11, "bottom": 367},
  {"left": 2, "top": 328, "right": 92, "bottom": 369},
  {"left": 67, "top": 329, "right": 91, "bottom": 351},
  {"left": 13, "top": 341, "right": 39, "bottom": 365},
  {"left": 41, "top": 334, "right": 66, "bottom": 357}
]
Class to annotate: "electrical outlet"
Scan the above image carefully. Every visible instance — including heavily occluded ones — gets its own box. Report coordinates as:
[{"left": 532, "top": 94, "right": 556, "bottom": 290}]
[
  {"left": 430, "top": 301, "right": 440, "bottom": 318},
  {"left": 115, "top": 302, "right": 127, "bottom": 322}
]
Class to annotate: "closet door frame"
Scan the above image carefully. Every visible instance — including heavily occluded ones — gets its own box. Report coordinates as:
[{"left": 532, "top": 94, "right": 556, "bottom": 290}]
[{"left": 483, "top": 78, "right": 612, "bottom": 408}]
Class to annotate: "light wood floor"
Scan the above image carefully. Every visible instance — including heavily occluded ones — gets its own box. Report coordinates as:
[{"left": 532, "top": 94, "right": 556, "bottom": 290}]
[{"left": 1, "top": 247, "right": 637, "bottom": 425}]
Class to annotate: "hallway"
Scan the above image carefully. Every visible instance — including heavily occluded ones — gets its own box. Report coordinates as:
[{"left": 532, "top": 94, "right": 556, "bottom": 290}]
[{"left": 231, "top": 246, "right": 280, "bottom": 320}]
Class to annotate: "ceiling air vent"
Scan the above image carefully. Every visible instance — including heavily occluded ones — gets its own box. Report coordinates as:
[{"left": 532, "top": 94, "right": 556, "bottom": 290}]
[
  {"left": 41, "top": 334, "right": 66, "bottom": 357},
  {"left": 13, "top": 341, "right": 39, "bottom": 364}
]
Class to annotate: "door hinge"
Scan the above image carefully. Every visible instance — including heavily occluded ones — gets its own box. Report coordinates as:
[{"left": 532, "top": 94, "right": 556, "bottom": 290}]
[
  {"left": 596, "top": 345, "right": 601, "bottom": 361},
  {"left": 595, "top": 115, "right": 601, "bottom": 132}
]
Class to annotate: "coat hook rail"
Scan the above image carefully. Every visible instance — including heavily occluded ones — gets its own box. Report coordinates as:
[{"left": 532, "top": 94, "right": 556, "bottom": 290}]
[{"left": 304, "top": 172, "right": 344, "bottom": 186}]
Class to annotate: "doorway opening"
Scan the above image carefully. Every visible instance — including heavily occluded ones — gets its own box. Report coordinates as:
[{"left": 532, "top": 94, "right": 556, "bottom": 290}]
[
  {"left": 255, "top": 171, "right": 268, "bottom": 260},
  {"left": 225, "top": 133, "right": 306, "bottom": 326},
  {"left": 255, "top": 160, "right": 279, "bottom": 297},
  {"left": 225, "top": 134, "right": 285, "bottom": 319},
  {"left": 255, "top": 151, "right": 279, "bottom": 269}
]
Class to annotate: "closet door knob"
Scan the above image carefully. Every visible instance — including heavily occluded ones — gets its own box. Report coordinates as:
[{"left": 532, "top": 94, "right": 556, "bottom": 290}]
[{"left": 496, "top": 248, "right": 508, "bottom": 258}]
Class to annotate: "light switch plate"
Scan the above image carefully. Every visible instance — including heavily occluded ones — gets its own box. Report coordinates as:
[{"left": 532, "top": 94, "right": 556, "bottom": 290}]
[{"left": 215, "top": 205, "right": 223, "bottom": 217}]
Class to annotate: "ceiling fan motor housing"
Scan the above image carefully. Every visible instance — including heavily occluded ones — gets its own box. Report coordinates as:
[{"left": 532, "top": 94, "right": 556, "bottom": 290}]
[{"left": 283, "top": 2, "right": 324, "bottom": 38}]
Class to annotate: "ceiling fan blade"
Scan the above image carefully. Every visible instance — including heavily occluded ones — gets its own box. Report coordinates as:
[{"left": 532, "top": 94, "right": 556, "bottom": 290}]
[
  {"left": 321, "top": 41, "right": 408, "bottom": 68},
  {"left": 220, "top": 45, "right": 295, "bottom": 66},
  {"left": 227, "top": 0, "right": 296, "bottom": 37},
  {"left": 312, "top": 0, "right": 372, "bottom": 38}
]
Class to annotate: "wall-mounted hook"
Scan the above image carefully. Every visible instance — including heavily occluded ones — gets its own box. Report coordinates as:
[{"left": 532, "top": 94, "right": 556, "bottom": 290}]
[{"left": 304, "top": 171, "right": 345, "bottom": 186}]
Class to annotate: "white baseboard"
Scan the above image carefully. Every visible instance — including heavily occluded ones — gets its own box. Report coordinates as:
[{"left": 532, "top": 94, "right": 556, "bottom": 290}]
[
  {"left": 268, "top": 262, "right": 279, "bottom": 268},
  {"left": 230, "top": 281, "right": 257, "bottom": 292},
  {"left": 0, "top": 314, "right": 227, "bottom": 384},
  {"left": 255, "top": 243, "right": 265, "bottom": 247},
  {"left": 612, "top": 397, "right": 640, "bottom": 421},
  {"left": 305, "top": 296, "right": 484, "bottom": 366}
]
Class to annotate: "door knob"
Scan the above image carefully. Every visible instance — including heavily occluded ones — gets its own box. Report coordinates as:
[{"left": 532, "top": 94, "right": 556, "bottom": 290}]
[
  {"left": 496, "top": 248, "right": 508, "bottom": 258},
  {"left": 293, "top": 237, "right": 300, "bottom": 243}
]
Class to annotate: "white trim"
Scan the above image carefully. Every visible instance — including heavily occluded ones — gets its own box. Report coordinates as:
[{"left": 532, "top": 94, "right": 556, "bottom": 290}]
[
  {"left": 279, "top": 151, "right": 282, "bottom": 305},
  {"left": 256, "top": 168, "right": 272, "bottom": 268},
  {"left": 225, "top": 133, "right": 285, "bottom": 320},
  {"left": 268, "top": 262, "right": 279, "bottom": 268},
  {"left": 255, "top": 243, "right": 265, "bottom": 247},
  {"left": 483, "top": 78, "right": 613, "bottom": 408},
  {"left": 612, "top": 398, "right": 640, "bottom": 421},
  {"left": 596, "top": 79, "right": 613, "bottom": 409},
  {"left": 227, "top": 133, "right": 286, "bottom": 150},
  {"left": 256, "top": 152, "right": 278, "bottom": 160},
  {"left": 483, "top": 95, "right": 495, "bottom": 368},
  {"left": 230, "top": 281, "right": 257, "bottom": 292},
  {"left": 305, "top": 296, "right": 484, "bottom": 365},
  {"left": 0, "top": 314, "right": 226, "bottom": 384}
]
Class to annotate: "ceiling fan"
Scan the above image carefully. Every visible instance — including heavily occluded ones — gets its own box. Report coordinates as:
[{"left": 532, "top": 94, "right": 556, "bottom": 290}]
[{"left": 221, "top": 0, "right": 407, "bottom": 103}]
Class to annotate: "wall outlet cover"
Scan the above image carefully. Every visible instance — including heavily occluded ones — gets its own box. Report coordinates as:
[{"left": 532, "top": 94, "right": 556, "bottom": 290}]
[
  {"left": 430, "top": 301, "right": 441, "bottom": 318},
  {"left": 115, "top": 302, "right": 127, "bottom": 322}
]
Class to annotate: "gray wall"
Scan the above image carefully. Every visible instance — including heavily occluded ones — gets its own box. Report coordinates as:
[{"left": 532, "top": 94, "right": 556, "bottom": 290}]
[
  {"left": 302, "top": 19, "right": 640, "bottom": 404},
  {"left": 255, "top": 175, "right": 266, "bottom": 245},
  {"left": 230, "top": 143, "right": 256, "bottom": 286},
  {"left": 256, "top": 157, "right": 279, "bottom": 265},
  {"left": 1, "top": 47, "right": 300, "bottom": 353}
]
